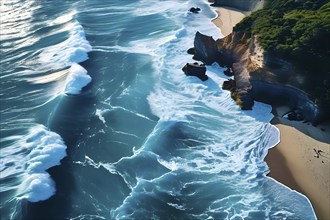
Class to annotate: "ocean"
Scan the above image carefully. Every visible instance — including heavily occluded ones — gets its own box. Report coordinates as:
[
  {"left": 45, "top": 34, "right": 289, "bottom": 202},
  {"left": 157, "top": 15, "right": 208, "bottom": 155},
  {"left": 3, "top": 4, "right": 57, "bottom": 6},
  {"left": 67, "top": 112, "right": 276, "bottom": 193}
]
[{"left": 0, "top": 0, "right": 317, "bottom": 219}]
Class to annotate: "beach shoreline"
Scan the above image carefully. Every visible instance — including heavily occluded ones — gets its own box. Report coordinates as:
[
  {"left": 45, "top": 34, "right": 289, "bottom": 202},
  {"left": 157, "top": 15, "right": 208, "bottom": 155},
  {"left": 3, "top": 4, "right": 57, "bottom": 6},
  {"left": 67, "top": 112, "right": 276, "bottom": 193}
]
[
  {"left": 211, "top": 6, "right": 246, "bottom": 37},
  {"left": 209, "top": 4, "right": 330, "bottom": 219},
  {"left": 268, "top": 108, "right": 330, "bottom": 220}
]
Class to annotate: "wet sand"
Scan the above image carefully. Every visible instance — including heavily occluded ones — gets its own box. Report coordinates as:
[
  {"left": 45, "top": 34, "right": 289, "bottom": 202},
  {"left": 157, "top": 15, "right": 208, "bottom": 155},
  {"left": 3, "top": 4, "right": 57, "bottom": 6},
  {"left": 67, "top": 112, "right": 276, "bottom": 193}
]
[{"left": 267, "top": 108, "right": 330, "bottom": 220}]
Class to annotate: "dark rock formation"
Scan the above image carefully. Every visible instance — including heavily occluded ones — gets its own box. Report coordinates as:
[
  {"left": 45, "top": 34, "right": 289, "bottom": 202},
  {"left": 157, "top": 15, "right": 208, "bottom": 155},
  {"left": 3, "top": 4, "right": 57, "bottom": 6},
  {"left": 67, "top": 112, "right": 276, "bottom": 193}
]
[
  {"left": 189, "top": 7, "right": 201, "bottom": 13},
  {"left": 237, "top": 91, "right": 254, "bottom": 110},
  {"left": 222, "top": 78, "right": 254, "bottom": 110},
  {"left": 193, "top": 31, "right": 218, "bottom": 65},
  {"left": 283, "top": 110, "right": 304, "bottom": 121},
  {"left": 222, "top": 79, "right": 235, "bottom": 91},
  {"left": 224, "top": 67, "right": 234, "bottom": 76},
  {"left": 187, "top": 48, "right": 195, "bottom": 55},
  {"left": 182, "top": 63, "right": 208, "bottom": 81}
]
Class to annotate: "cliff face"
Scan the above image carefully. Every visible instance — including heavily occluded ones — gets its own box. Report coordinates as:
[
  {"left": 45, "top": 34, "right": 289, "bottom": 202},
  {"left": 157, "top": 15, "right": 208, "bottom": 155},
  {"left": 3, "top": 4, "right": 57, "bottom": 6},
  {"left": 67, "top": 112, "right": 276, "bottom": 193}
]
[
  {"left": 215, "top": 31, "right": 324, "bottom": 123},
  {"left": 216, "top": 32, "right": 258, "bottom": 110},
  {"left": 193, "top": 32, "right": 219, "bottom": 65},
  {"left": 212, "top": 0, "right": 263, "bottom": 12}
]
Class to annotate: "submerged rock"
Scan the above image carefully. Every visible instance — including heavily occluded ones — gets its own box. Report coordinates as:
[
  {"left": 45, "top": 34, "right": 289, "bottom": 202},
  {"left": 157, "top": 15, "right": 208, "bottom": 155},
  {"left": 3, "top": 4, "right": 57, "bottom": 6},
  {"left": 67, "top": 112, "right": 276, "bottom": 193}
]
[
  {"left": 182, "top": 63, "right": 208, "bottom": 81},
  {"left": 189, "top": 7, "right": 201, "bottom": 13}
]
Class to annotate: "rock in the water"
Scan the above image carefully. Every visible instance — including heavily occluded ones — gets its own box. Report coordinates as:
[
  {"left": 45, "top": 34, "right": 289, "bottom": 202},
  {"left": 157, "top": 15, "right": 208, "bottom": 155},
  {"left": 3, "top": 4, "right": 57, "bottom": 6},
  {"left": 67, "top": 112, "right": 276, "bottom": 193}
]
[
  {"left": 224, "top": 67, "right": 234, "bottom": 76},
  {"left": 187, "top": 48, "right": 195, "bottom": 55},
  {"left": 189, "top": 7, "right": 201, "bottom": 13},
  {"left": 182, "top": 63, "right": 208, "bottom": 81},
  {"left": 193, "top": 31, "right": 218, "bottom": 65}
]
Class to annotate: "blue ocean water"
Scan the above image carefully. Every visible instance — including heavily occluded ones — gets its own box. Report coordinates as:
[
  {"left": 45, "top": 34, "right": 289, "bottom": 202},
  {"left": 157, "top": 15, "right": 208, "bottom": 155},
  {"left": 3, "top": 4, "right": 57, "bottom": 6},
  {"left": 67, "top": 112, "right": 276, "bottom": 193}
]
[{"left": 0, "top": 0, "right": 316, "bottom": 219}]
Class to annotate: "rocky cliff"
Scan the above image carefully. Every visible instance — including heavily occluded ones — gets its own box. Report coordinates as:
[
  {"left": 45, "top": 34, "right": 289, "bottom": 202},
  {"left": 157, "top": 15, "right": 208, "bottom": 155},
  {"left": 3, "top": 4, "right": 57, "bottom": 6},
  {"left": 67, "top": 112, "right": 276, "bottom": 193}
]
[
  {"left": 215, "top": 31, "right": 324, "bottom": 123},
  {"left": 193, "top": 32, "right": 219, "bottom": 65}
]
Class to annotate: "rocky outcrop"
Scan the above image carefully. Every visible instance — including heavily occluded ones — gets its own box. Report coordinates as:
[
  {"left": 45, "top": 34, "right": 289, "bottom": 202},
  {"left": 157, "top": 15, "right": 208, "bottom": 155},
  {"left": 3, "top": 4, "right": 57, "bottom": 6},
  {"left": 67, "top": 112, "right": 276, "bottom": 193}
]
[
  {"left": 187, "top": 48, "right": 195, "bottom": 55},
  {"left": 216, "top": 31, "right": 255, "bottom": 109},
  {"left": 193, "top": 32, "right": 219, "bottom": 65},
  {"left": 212, "top": 0, "right": 264, "bottom": 12},
  {"left": 224, "top": 68, "right": 234, "bottom": 76},
  {"left": 189, "top": 7, "right": 201, "bottom": 13},
  {"left": 222, "top": 79, "right": 235, "bottom": 91},
  {"left": 182, "top": 63, "right": 208, "bottom": 81},
  {"left": 216, "top": 31, "right": 324, "bottom": 123}
]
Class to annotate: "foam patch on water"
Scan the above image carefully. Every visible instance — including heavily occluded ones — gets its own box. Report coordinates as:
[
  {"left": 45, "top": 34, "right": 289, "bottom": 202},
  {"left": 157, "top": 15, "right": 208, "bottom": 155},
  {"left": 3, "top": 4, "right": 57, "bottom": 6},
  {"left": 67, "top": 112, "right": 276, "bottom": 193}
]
[
  {"left": 17, "top": 125, "right": 67, "bottom": 202},
  {"left": 64, "top": 63, "right": 92, "bottom": 95}
]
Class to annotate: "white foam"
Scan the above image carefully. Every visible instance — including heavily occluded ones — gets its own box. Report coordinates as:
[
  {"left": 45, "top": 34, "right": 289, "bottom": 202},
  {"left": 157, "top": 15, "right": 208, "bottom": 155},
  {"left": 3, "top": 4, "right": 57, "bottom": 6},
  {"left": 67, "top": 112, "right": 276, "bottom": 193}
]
[
  {"left": 95, "top": 109, "right": 108, "bottom": 124},
  {"left": 17, "top": 125, "right": 67, "bottom": 202},
  {"left": 175, "top": 28, "right": 188, "bottom": 38},
  {"left": 133, "top": 0, "right": 188, "bottom": 16},
  {"left": 64, "top": 63, "right": 92, "bottom": 95},
  {"left": 39, "top": 21, "right": 92, "bottom": 68},
  {"left": 18, "top": 173, "right": 56, "bottom": 202},
  {"left": 38, "top": 18, "right": 93, "bottom": 95}
]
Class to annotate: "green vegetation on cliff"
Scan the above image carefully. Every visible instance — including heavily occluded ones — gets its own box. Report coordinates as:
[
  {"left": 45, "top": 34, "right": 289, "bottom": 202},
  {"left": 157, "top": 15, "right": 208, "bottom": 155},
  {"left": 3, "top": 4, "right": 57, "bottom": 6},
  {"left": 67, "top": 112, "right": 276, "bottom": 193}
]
[{"left": 234, "top": 0, "right": 330, "bottom": 113}]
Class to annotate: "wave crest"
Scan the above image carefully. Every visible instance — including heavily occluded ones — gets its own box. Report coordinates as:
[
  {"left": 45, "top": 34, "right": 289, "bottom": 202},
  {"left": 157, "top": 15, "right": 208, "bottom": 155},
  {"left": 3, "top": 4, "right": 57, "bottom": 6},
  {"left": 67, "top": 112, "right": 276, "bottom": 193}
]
[{"left": 16, "top": 125, "right": 67, "bottom": 202}]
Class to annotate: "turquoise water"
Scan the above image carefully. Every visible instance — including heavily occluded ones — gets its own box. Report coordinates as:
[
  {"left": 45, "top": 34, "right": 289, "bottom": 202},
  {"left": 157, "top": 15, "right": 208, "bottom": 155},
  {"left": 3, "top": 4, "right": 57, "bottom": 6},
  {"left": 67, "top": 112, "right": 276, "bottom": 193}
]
[{"left": 0, "top": 0, "right": 316, "bottom": 219}]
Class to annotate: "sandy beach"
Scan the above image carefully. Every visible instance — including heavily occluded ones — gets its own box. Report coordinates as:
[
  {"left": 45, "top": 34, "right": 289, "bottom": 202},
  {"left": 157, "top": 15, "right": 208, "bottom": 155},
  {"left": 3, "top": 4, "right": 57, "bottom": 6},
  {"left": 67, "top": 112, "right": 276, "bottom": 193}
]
[
  {"left": 211, "top": 7, "right": 246, "bottom": 37},
  {"left": 268, "top": 109, "right": 330, "bottom": 220},
  {"left": 210, "top": 4, "right": 330, "bottom": 219}
]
